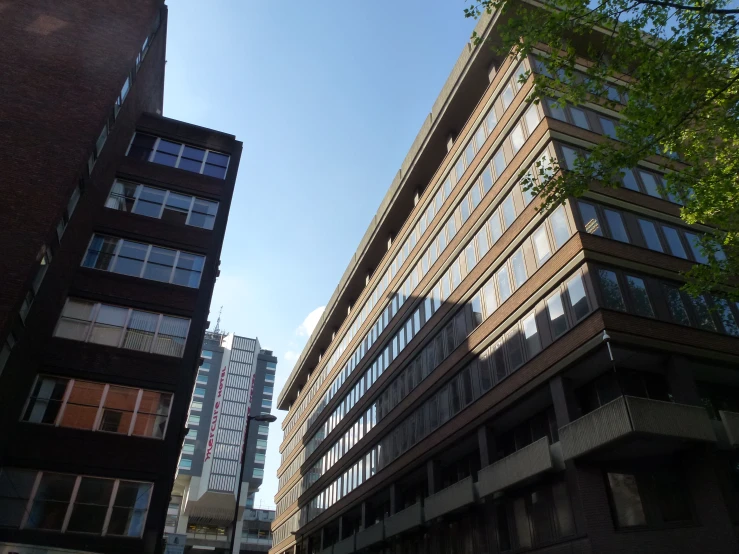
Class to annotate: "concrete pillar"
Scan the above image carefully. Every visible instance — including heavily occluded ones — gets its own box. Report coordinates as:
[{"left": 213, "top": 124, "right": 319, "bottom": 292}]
[
  {"left": 667, "top": 356, "right": 702, "bottom": 406},
  {"left": 550, "top": 375, "right": 581, "bottom": 427},
  {"left": 231, "top": 515, "right": 245, "bottom": 554},
  {"left": 338, "top": 515, "right": 343, "bottom": 541},
  {"left": 320, "top": 527, "right": 325, "bottom": 551},
  {"left": 360, "top": 502, "right": 367, "bottom": 529},
  {"left": 175, "top": 512, "right": 189, "bottom": 535},
  {"left": 427, "top": 459, "right": 442, "bottom": 495},
  {"left": 389, "top": 483, "right": 397, "bottom": 515},
  {"left": 477, "top": 425, "right": 494, "bottom": 468}
]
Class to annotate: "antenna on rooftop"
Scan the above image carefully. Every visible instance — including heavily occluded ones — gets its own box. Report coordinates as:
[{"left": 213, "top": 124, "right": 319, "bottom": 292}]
[{"left": 214, "top": 306, "right": 223, "bottom": 334}]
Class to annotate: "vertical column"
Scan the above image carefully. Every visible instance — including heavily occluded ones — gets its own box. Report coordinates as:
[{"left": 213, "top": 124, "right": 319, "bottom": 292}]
[
  {"left": 427, "top": 459, "right": 442, "bottom": 495},
  {"left": 666, "top": 355, "right": 701, "bottom": 406},
  {"left": 231, "top": 516, "right": 245, "bottom": 554},
  {"left": 361, "top": 502, "right": 367, "bottom": 530},
  {"left": 477, "top": 425, "right": 494, "bottom": 468},
  {"left": 338, "top": 515, "right": 344, "bottom": 541},
  {"left": 549, "top": 375, "right": 587, "bottom": 536},
  {"left": 389, "top": 483, "right": 397, "bottom": 515}
]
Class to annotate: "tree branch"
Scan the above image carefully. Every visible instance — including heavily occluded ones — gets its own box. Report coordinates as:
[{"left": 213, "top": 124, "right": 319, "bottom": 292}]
[{"left": 636, "top": 0, "right": 739, "bottom": 15}]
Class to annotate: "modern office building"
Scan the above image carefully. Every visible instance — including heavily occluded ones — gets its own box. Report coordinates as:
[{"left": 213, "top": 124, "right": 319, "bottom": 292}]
[
  {"left": 270, "top": 6, "right": 739, "bottom": 554},
  {"left": 166, "top": 331, "right": 278, "bottom": 553},
  {"left": 0, "top": 2, "right": 242, "bottom": 554}
]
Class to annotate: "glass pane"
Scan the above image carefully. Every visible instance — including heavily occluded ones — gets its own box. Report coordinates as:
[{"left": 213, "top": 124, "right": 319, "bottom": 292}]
[
  {"left": 550, "top": 206, "right": 571, "bottom": 248},
  {"left": 477, "top": 227, "right": 490, "bottom": 258},
  {"left": 123, "top": 310, "right": 159, "bottom": 353},
  {"left": 662, "top": 226, "right": 687, "bottom": 258},
  {"left": 55, "top": 300, "right": 95, "bottom": 341},
  {"left": 493, "top": 150, "right": 506, "bottom": 178},
  {"left": 506, "top": 328, "right": 524, "bottom": 370},
  {"left": 685, "top": 232, "right": 708, "bottom": 263},
  {"left": 134, "top": 391, "right": 171, "bottom": 438},
  {"left": 482, "top": 280, "right": 497, "bottom": 317},
  {"left": 108, "top": 481, "right": 152, "bottom": 537},
  {"left": 497, "top": 266, "right": 512, "bottom": 303},
  {"left": 621, "top": 169, "right": 640, "bottom": 191},
  {"left": 152, "top": 150, "right": 178, "bottom": 167},
  {"left": 664, "top": 286, "right": 691, "bottom": 325},
  {"left": 638, "top": 171, "right": 661, "bottom": 197},
  {"left": 502, "top": 194, "right": 516, "bottom": 229},
  {"left": 24, "top": 377, "right": 69, "bottom": 424},
  {"left": 489, "top": 211, "right": 503, "bottom": 244},
  {"left": 715, "top": 298, "right": 739, "bottom": 336},
  {"left": 638, "top": 219, "right": 663, "bottom": 252},
  {"left": 560, "top": 146, "right": 579, "bottom": 169},
  {"left": 128, "top": 133, "right": 157, "bottom": 161},
  {"left": 154, "top": 316, "right": 189, "bottom": 357},
  {"left": 600, "top": 117, "right": 617, "bottom": 138},
  {"left": 520, "top": 172, "right": 535, "bottom": 206},
  {"left": 89, "top": 305, "right": 128, "bottom": 346},
  {"left": 522, "top": 312, "right": 541, "bottom": 357},
  {"left": 83, "top": 235, "right": 119, "bottom": 270},
  {"left": 502, "top": 84, "right": 514, "bottom": 108},
  {"left": 133, "top": 186, "right": 166, "bottom": 218},
  {"left": 547, "top": 293, "right": 568, "bottom": 338},
  {"left": 525, "top": 105, "right": 540, "bottom": 134},
  {"left": 206, "top": 151, "right": 229, "bottom": 168},
  {"left": 567, "top": 274, "right": 589, "bottom": 321},
  {"left": 144, "top": 247, "right": 176, "bottom": 283},
  {"left": 27, "top": 473, "right": 76, "bottom": 530},
  {"left": 569, "top": 107, "right": 589, "bottom": 129},
  {"left": 100, "top": 386, "right": 138, "bottom": 434},
  {"left": 106, "top": 181, "right": 138, "bottom": 212},
  {"left": 626, "top": 276, "right": 654, "bottom": 317},
  {"left": 690, "top": 295, "right": 716, "bottom": 330},
  {"left": 511, "top": 249, "right": 527, "bottom": 288},
  {"left": 510, "top": 123, "right": 525, "bottom": 153},
  {"left": 0, "top": 469, "right": 36, "bottom": 528},
  {"left": 579, "top": 202, "right": 602, "bottom": 236},
  {"left": 598, "top": 270, "right": 626, "bottom": 311},
  {"left": 607, "top": 473, "right": 646, "bottom": 527},
  {"left": 654, "top": 470, "right": 692, "bottom": 522},
  {"left": 485, "top": 108, "right": 498, "bottom": 136},
  {"left": 162, "top": 193, "right": 192, "bottom": 226},
  {"left": 189, "top": 199, "right": 218, "bottom": 229},
  {"left": 60, "top": 381, "right": 105, "bottom": 429},
  {"left": 547, "top": 99, "right": 566, "bottom": 121},
  {"left": 481, "top": 167, "right": 493, "bottom": 194},
  {"left": 533, "top": 226, "right": 551, "bottom": 265},
  {"left": 114, "top": 240, "right": 148, "bottom": 277},
  {"left": 66, "top": 477, "right": 114, "bottom": 534},
  {"left": 604, "top": 209, "right": 629, "bottom": 243},
  {"left": 513, "top": 497, "right": 532, "bottom": 548}
]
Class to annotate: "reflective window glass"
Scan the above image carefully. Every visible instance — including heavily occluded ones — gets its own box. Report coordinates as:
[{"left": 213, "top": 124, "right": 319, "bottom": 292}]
[
  {"left": 638, "top": 219, "right": 663, "bottom": 252},
  {"left": 626, "top": 276, "right": 654, "bottom": 317},
  {"left": 598, "top": 270, "right": 626, "bottom": 311}
]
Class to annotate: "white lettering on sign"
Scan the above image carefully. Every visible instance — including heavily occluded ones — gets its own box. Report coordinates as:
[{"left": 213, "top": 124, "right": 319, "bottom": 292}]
[{"left": 204, "top": 366, "right": 228, "bottom": 462}]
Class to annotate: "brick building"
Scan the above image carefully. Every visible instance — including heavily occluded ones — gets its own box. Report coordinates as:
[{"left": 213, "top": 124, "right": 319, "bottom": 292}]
[
  {"left": 270, "top": 6, "right": 739, "bottom": 554},
  {"left": 0, "top": 2, "right": 242, "bottom": 553}
]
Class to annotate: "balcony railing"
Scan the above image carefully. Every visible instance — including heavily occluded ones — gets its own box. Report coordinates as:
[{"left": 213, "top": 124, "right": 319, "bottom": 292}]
[
  {"left": 720, "top": 410, "right": 739, "bottom": 446},
  {"left": 356, "top": 521, "right": 384, "bottom": 550},
  {"left": 560, "top": 395, "right": 716, "bottom": 460},
  {"left": 385, "top": 502, "right": 423, "bottom": 538},
  {"left": 477, "top": 437, "right": 554, "bottom": 499},
  {"left": 424, "top": 476, "right": 476, "bottom": 521}
]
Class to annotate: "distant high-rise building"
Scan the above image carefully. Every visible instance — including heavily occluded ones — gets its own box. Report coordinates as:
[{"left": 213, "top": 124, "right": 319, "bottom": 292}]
[
  {"left": 166, "top": 331, "right": 277, "bottom": 553},
  {"left": 270, "top": 6, "right": 739, "bottom": 554},
  {"left": 0, "top": 2, "right": 241, "bottom": 554}
]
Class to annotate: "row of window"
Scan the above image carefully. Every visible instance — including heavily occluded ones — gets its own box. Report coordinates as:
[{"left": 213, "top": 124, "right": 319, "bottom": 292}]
[
  {"left": 532, "top": 54, "right": 628, "bottom": 105},
  {"left": 301, "top": 216, "right": 580, "bottom": 518},
  {"left": 281, "top": 56, "right": 532, "bottom": 440},
  {"left": 577, "top": 199, "right": 721, "bottom": 264},
  {"left": 127, "top": 133, "right": 230, "bottom": 180},
  {"left": 106, "top": 180, "right": 219, "bottom": 230},
  {"left": 281, "top": 122, "right": 553, "bottom": 475},
  {"left": 545, "top": 97, "right": 620, "bottom": 140},
  {"left": 83, "top": 234, "right": 205, "bottom": 288},
  {"left": 22, "top": 376, "right": 172, "bottom": 439},
  {"left": 0, "top": 469, "right": 152, "bottom": 537},
  {"left": 278, "top": 136, "right": 556, "bottom": 491},
  {"left": 54, "top": 299, "right": 190, "bottom": 358}
]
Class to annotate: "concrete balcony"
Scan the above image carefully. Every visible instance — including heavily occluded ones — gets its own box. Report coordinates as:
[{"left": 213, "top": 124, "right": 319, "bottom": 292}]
[
  {"left": 356, "top": 521, "right": 384, "bottom": 550},
  {"left": 334, "top": 533, "right": 356, "bottom": 554},
  {"left": 719, "top": 410, "right": 739, "bottom": 446},
  {"left": 385, "top": 502, "right": 423, "bottom": 538},
  {"left": 477, "top": 437, "right": 555, "bottom": 499},
  {"left": 560, "top": 395, "right": 716, "bottom": 460},
  {"left": 424, "top": 476, "right": 476, "bottom": 521},
  {"left": 321, "top": 546, "right": 334, "bottom": 554}
]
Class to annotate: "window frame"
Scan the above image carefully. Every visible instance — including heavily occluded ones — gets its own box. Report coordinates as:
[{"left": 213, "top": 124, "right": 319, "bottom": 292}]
[{"left": 125, "top": 133, "right": 231, "bottom": 179}]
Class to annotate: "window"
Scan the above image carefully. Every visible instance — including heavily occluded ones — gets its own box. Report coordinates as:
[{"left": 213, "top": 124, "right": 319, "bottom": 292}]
[
  {"left": 550, "top": 206, "right": 571, "bottom": 248},
  {"left": 493, "top": 150, "right": 507, "bottom": 178},
  {"left": 567, "top": 274, "right": 590, "bottom": 321},
  {"left": 638, "top": 170, "right": 661, "bottom": 197},
  {"left": 489, "top": 211, "right": 503, "bottom": 244},
  {"left": 185, "top": 429, "right": 198, "bottom": 440},
  {"left": 661, "top": 226, "right": 687, "bottom": 258},
  {"left": 193, "top": 388, "right": 206, "bottom": 397},
  {"left": 547, "top": 98, "right": 567, "bottom": 121},
  {"left": 510, "top": 123, "right": 525, "bottom": 153},
  {"left": 202, "top": 350, "right": 214, "bottom": 358},
  {"left": 23, "top": 376, "right": 172, "bottom": 438},
  {"left": 179, "top": 458, "right": 192, "bottom": 470},
  {"left": 0, "top": 469, "right": 36, "bottom": 528},
  {"left": 190, "top": 401, "right": 203, "bottom": 411},
  {"left": 510, "top": 249, "right": 527, "bottom": 288},
  {"left": 187, "top": 415, "right": 200, "bottom": 426},
  {"left": 182, "top": 443, "right": 195, "bottom": 455},
  {"left": 502, "top": 194, "right": 517, "bottom": 229},
  {"left": 638, "top": 219, "right": 663, "bottom": 252},
  {"left": 255, "top": 453, "right": 266, "bottom": 463},
  {"left": 690, "top": 295, "right": 716, "bottom": 331},
  {"left": 253, "top": 468, "right": 265, "bottom": 479},
  {"left": 600, "top": 117, "right": 618, "bottom": 138},
  {"left": 262, "top": 399, "right": 272, "bottom": 409},
  {"left": 532, "top": 226, "right": 551, "bottom": 264},
  {"left": 604, "top": 209, "right": 629, "bottom": 243},
  {"left": 196, "top": 375, "right": 208, "bottom": 385},
  {"left": 10, "top": 470, "right": 152, "bottom": 537},
  {"left": 256, "top": 439, "right": 268, "bottom": 450},
  {"left": 257, "top": 424, "right": 269, "bottom": 435},
  {"left": 524, "top": 105, "right": 540, "bottom": 134},
  {"left": 598, "top": 270, "right": 627, "bottom": 311},
  {"left": 621, "top": 169, "right": 640, "bottom": 191},
  {"left": 127, "top": 133, "right": 230, "bottom": 179},
  {"left": 664, "top": 285, "right": 691, "bottom": 325},
  {"left": 497, "top": 266, "right": 512, "bottom": 303},
  {"left": 547, "top": 292, "right": 568, "bottom": 338},
  {"left": 560, "top": 145, "right": 579, "bottom": 169},
  {"left": 83, "top": 235, "right": 205, "bottom": 288},
  {"left": 715, "top": 298, "right": 739, "bottom": 336},
  {"left": 606, "top": 467, "right": 692, "bottom": 528},
  {"left": 625, "top": 276, "right": 654, "bottom": 317},
  {"left": 486, "top": 107, "right": 498, "bottom": 135},
  {"left": 579, "top": 202, "right": 603, "bottom": 236},
  {"left": 502, "top": 83, "right": 515, "bottom": 108},
  {"left": 56, "top": 183, "right": 82, "bottom": 241},
  {"left": 106, "top": 181, "right": 219, "bottom": 230},
  {"left": 569, "top": 107, "right": 589, "bottom": 129},
  {"left": 522, "top": 312, "right": 541, "bottom": 356},
  {"left": 685, "top": 232, "right": 708, "bottom": 263}
]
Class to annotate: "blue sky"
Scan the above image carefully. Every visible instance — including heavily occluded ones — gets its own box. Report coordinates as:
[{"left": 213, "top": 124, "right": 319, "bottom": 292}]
[{"left": 163, "top": 0, "right": 476, "bottom": 508}]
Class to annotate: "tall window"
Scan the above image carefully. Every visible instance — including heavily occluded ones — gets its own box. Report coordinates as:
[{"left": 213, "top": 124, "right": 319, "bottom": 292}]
[
  {"left": 54, "top": 299, "right": 189, "bottom": 357},
  {"left": 83, "top": 235, "right": 205, "bottom": 288},
  {"left": 2, "top": 470, "right": 152, "bottom": 537},
  {"left": 106, "top": 180, "right": 218, "bottom": 230},
  {"left": 127, "top": 133, "right": 230, "bottom": 179}
]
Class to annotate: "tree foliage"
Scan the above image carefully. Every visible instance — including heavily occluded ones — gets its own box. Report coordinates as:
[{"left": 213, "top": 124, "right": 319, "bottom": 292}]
[{"left": 465, "top": 0, "right": 739, "bottom": 299}]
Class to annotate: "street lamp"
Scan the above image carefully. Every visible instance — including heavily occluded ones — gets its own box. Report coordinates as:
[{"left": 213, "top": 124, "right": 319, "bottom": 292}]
[{"left": 230, "top": 413, "right": 278, "bottom": 554}]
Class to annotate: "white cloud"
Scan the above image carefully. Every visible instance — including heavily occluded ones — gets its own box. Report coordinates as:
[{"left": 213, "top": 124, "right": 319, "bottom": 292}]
[{"left": 296, "top": 306, "right": 325, "bottom": 337}]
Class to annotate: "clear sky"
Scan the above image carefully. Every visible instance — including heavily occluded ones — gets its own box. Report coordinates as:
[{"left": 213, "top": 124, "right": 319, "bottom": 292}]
[{"left": 163, "top": 0, "right": 476, "bottom": 509}]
